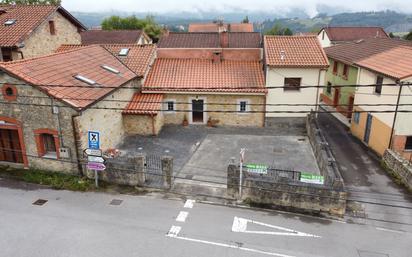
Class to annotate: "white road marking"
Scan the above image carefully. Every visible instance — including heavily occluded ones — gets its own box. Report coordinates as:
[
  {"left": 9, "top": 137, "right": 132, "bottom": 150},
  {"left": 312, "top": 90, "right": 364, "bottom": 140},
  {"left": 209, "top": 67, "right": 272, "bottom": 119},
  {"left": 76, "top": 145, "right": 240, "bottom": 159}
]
[
  {"left": 376, "top": 227, "right": 404, "bottom": 234},
  {"left": 166, "top": 233, "right": 295, "bottom": 257},
  {"left": 184, "top": 199, "right": 195, "bottom": 209},
  {"left": 167, "top": 225, "right": 181, "bottom": 237},
  {"left": 232, "top": 217, "right": 321, "bottom": 238},
  {"left": 176, "top": 211, "right": 189, "bottom": 222}
]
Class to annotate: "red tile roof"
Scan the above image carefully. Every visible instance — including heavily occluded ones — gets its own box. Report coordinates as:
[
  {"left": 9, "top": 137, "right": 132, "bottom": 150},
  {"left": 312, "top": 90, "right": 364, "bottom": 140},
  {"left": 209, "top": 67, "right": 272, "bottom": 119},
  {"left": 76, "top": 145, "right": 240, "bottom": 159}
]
[
  {"left": 56, "top": 44, "right": 156, "bottom": 77},
  {"left": 143, "top": 59, "right": 266, "bottom": 93},
  {"left": 158, "top": 32, "right": 261, "bottom": 48},
  {"left": 264, "top": 36, "right": 329, "bottom": 68},
  {"left": 0, "top": 45, "right": 137, "bottom": 109},
  {"left": 80, "top": 30, "right": 146, "bottom": 45},
  {"left": 322, "top": 27, "right": 388, "bottom": 42},
  {"left": 123, "top": 93, "right": 163, "bottom": 115},
  {"left": 356, "top": 46, "right": 412, "bottom": 80},
  {"left": 188, "top": 23, "right": 254, "bottom": 32},
  {"left": 324, "top": 38, "right": 412, "bottom": 65},
  {"left": 0, "top": 4, "right": 86, "bottom": 47}
]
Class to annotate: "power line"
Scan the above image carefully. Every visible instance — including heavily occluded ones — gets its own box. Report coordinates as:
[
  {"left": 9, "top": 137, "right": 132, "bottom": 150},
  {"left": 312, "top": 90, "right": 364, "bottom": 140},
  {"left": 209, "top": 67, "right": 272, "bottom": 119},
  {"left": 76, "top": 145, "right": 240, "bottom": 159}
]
[
  {"left": 2, "top": 100, "right": 412, "bottom": 113},
  {"left": 9, "top": 94, "right": 412, "bottom": 107}
]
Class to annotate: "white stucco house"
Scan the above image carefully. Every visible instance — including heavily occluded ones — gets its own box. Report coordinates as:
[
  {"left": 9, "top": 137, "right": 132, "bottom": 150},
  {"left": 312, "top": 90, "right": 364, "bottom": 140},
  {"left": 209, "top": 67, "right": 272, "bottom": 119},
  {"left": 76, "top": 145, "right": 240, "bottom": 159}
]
[
  {"left": 317, "top": 27, "right": 389, "bottom": 48},
  {"left": 263, "top": 36, "right": 329, "bottom": 123}
]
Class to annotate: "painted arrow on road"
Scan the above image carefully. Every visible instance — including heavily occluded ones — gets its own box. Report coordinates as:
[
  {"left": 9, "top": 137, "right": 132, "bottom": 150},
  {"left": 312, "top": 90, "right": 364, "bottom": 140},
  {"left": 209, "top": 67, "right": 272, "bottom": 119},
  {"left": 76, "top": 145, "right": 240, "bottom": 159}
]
[{"left": 231, "top": 217, "right": 321, "bottom": 238}]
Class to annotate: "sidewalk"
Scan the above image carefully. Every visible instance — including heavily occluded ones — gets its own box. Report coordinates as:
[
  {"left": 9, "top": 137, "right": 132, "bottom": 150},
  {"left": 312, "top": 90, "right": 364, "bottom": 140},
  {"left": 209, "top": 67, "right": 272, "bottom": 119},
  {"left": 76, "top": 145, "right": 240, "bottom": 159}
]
[{"left": 319, "top": 103, "right": 351, "bottom": 128}]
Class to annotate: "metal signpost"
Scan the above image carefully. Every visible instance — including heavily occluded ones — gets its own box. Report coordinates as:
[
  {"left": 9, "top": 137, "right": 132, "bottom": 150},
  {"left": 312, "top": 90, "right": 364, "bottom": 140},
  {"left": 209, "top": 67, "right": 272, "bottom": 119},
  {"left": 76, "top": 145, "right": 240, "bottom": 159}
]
[
  {"left": 239, "top": 148, "right": 246, "bottom": 199},
  {"left": 87, "top": 131, "right": 104, "bottom": 188}
]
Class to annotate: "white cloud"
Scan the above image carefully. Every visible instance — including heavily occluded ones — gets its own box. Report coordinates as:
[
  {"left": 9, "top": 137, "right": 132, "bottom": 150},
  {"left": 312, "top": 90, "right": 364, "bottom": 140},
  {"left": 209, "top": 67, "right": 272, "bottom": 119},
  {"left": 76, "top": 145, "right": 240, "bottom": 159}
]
[{"left": 61, "top": 0, "right": 412, "bottom": 14}]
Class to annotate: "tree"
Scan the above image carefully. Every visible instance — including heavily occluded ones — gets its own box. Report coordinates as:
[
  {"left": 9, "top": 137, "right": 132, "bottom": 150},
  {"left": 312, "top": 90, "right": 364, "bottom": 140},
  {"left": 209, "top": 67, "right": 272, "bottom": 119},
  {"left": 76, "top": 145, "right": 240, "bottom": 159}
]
[
  {"left": 264, "top": 24, "right": 293, "bottom": 36},
  {"left": 403, "top": 31, "right": 412, "bottom": 41},
  {"left": 0, "top": 0, "right": 61, "bottom": 4},
  {"left": 101, "top": 15, "right": 162, "bottom": 41},
  {"left": 389, "top": 32, "right": 395, "bottom": 38},
  {"left": 242, "top": 16, "right": 249, "bottom": 24}
]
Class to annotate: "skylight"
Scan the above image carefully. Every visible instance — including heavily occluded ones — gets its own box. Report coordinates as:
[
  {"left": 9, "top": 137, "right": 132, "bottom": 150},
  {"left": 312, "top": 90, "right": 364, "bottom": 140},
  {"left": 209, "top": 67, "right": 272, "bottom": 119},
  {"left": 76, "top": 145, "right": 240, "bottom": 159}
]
[
  {"left": 4, "top": 19, "right": 16, "bottom": 26},
  {"left": 101, "top": 65, "right": 120, "bottom": 74},
  {"left": 74, "top": 75, "right": 96, "bottom": 85},
  {"left": 119, "top": 48, "right": 130, "bottom": 56}
]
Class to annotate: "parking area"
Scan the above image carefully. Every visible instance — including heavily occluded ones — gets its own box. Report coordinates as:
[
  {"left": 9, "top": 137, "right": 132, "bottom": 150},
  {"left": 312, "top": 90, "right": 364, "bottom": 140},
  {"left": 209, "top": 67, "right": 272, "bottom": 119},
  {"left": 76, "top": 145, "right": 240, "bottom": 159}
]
[{"left": 119, "top": 125, "right": 320, "bottom": 187}]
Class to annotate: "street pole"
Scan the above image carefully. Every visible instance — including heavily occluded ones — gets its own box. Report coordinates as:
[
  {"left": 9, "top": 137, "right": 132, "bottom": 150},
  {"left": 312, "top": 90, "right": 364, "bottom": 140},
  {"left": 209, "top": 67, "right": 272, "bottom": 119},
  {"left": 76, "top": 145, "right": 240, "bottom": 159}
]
[
  {"left": 94, "top": 170, "right": 98, "bottom": 188},
  {"left": 239, "top": 148, "right": 246, "bottom": 200},
  {"left": 388, "top": 81, "right": 403, "bottom": 150}
]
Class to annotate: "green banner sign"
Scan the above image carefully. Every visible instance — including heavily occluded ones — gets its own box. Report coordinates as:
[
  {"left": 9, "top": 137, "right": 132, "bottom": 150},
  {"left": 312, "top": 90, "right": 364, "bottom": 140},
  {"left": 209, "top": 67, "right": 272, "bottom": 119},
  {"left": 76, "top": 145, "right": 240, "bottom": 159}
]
[
  {"left": 300, "top": 172, "right": 324, "bottom": 185},
  {"left": 245, "top": 163, "right": 268, "bottom": 174}
]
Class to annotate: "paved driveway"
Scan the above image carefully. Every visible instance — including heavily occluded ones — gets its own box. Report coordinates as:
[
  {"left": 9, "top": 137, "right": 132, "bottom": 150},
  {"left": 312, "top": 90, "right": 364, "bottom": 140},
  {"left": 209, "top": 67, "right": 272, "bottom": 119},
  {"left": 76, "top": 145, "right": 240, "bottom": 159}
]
[{"left": 119, "top": 125, "right": 320, "bottom": 187}]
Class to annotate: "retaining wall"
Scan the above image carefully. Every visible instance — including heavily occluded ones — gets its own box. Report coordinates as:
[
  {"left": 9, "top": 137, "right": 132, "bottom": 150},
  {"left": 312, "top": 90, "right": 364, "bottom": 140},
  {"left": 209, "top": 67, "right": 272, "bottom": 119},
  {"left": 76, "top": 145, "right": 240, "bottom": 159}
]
[{"left": 383, "top": 149, "right": 412, "bottom": 191}]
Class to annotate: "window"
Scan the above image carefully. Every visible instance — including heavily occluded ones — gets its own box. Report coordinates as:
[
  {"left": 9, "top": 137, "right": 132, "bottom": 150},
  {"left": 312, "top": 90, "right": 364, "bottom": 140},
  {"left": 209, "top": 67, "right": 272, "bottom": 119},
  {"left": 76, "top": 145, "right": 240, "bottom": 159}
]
[
  {"left": 238, "top": 100, "right": 249, "bottom": 113},
  {"left": 74, "top": 75, "right": 96, "bottom": 85},
  {"left": 284, "top": 78, "right": 302, "bottom": 91},
  {"left": 4, "top": 19, "right": 16, "bottom": 26},
  {"left": 34, "top": 129, "right": 60, "bottom": 159},
  {"left": 333, "top": 61, "right": 338, "bottom": 74},
  {"left": 375, "top": 75, "right": 383, "bottom": 94},
  {"left": 326, "top": 82, "right": 332, "bottom": 94},
  {"left": 1, "top": 84, "right": 17, "bottom": 101},
  {"left": 49, "top": 20, "right": 56, "bottom": 35},
  {"left": 342, "top": 64, "right": 349, "bottom": 79},
  {"left": 405, "top": 136, "right": 412, "bottom": 151},
  {"left": 119, "top": 48, "right": 130, "bottom": 56},
  {"left": 353, "top": 112, "right": 360, "bottom": 124},
  {"left": 322, "top": 31, "right": 325, "bottom": 40},
  {"left": 1, "top": 47, "right": 12, "bottom": 62},
  {"left": 164, "top": 100, "right": 175, "bottom": 112},
  {"left": 101, "top": 65, "right": 120, "bottom": 74}
]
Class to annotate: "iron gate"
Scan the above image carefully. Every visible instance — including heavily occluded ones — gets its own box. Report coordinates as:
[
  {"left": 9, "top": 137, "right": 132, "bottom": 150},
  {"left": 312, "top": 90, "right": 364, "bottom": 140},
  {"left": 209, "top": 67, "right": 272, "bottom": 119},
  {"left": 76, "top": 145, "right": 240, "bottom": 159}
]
[{"left": 145, "top": 154, "right": 163, "bottom": 187}]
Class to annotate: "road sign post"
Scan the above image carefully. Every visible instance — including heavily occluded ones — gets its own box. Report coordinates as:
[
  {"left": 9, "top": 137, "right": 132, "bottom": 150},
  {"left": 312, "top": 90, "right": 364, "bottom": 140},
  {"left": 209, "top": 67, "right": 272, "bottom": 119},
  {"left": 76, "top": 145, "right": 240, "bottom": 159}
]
[
  {"left": 239, "top": 148, "right": 246, "bottom": 200},
  {"left": 86, "top": 131, "right": 103, "bottom": 189},
  {"left": 88, "top": 131, "right": 100, "bottom": 150}
]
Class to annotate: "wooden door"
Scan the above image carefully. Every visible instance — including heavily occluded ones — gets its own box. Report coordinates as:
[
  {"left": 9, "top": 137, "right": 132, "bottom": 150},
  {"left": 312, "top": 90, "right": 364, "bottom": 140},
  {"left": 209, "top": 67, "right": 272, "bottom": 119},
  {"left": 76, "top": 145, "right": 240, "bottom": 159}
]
[
  {"left": 0, "top": 129, "right": 23, "bottom": 163},
  {"left": 333, "top": 88, "right": 340, "bottom": 107},
  {"left": 192, "top": 99, "right": 204, "bottom": 123},
  {"left": 347, "top": 95, "right": 355, "bottom": 118},
  {"left": 364, "top": 114, "right": 373, "bottom": 144}
]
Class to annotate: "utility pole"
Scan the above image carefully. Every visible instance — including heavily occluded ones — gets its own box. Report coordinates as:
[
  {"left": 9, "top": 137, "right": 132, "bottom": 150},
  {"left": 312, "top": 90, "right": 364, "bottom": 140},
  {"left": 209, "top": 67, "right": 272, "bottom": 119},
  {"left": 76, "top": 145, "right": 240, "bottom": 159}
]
[
  {"left": 388, "top": 81, "right": 403, "bottom": 150},
  {"left": 239, "top": 148, "right": 246, "bottom": 200}
]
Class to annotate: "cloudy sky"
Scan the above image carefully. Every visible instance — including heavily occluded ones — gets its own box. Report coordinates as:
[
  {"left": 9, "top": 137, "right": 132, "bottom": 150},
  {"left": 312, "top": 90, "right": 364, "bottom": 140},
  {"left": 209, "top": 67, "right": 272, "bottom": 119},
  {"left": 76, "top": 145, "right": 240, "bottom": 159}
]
[{"left": 62, "top": 0, "right": 412, "bottom": 15}]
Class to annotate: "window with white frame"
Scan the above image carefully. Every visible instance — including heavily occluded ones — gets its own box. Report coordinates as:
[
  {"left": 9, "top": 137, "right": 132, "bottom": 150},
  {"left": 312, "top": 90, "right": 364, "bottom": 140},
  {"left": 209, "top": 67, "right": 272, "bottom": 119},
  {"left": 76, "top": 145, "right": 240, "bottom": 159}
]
[
  {"left": 164, "top": 100, "right": 175, "bottom": 112},
  {"left": 238, "top": 100, "right": 249, "bottom": 113}
]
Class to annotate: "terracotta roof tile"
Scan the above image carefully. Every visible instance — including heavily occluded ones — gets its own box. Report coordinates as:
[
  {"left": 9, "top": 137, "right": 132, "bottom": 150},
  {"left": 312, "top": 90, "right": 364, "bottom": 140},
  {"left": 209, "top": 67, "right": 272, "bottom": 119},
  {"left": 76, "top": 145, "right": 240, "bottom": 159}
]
[
  {"left": 56, "top": 44, "right": 156, "bottom": 77},
  {"left": 81, "top": 30, "right": 145, "bottom": 45},
  {"left": 0, "top": 4, "right": 85, "bottom": 47},
  {"left": 264, "top": 36, "right": 329, "bottom": 68},
  {"left": 323, "top": 27, "right": 388, "bottom": 42},
  {"left": 123, "top": 93, "right": 163, "bottom": 115},
  {"left": 324, "top": 38, "right": 412, "bottom": 65},
  {"left": 356, "top": 46, "right": 412, "bottom": 80},
  {"left": 0, "top": 45, "right": 137, "bottom": 109},
  {"left": 188, "top": 23, "right": 254, "bottom": 32},
  {"left": 158, "top": 32, "right": 261, "bottom": 48},
  {"left": 143, "top": 59, "right": 265, "bottom": 93}
]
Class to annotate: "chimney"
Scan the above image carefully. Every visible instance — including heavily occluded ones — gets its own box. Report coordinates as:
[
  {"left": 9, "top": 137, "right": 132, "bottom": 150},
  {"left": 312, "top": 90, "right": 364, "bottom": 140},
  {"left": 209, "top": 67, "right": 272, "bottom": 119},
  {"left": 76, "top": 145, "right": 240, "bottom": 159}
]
[
  {"left": 280, "top": 50, "right": 286, "bottom": 61},
  {"left": 220, "top": 31, "right": 229, "bottom": 48},
  {"left": 212, "top": 51, "right": 222, "bottom": 63}
]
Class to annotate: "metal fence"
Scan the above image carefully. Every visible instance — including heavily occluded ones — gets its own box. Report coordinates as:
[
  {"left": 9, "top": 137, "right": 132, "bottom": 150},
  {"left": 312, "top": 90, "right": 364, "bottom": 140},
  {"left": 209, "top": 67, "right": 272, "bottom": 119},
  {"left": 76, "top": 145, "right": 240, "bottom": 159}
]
[{"left": 144, "top": 154, "right": 163, "bottom": 187}]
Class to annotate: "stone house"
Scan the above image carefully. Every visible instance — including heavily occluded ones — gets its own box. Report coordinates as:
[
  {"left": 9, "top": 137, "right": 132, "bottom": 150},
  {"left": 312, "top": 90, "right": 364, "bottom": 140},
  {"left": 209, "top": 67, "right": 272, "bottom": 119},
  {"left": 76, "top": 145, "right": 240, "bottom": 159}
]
[
  {"left": 317, "top": 27, "right": 388, "bottom": 48},
  {"left": 321, "top": 38, "right": 412, "bottom": 119},
  {"left": 0, "top": 45, "right": 155, "bottom": 173},
  {"left": 80, "top": 30, "right": 152, "bottom": 45},
  {"left": 122, "top": 48, "right": 267, "bottom": 135},
  {"left": 263, "top": 36, "right": 329, "bottom": 124},
  {"left": 0, "top": 4, "right": 86, "bottom": 62}
]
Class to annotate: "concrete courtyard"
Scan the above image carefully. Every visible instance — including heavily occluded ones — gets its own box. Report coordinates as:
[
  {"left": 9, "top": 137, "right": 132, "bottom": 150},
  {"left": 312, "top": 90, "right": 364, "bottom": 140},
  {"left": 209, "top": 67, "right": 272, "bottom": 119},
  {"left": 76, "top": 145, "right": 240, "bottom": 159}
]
[{"left": 119, "top": 125, "right": 320, "bottom": 187}]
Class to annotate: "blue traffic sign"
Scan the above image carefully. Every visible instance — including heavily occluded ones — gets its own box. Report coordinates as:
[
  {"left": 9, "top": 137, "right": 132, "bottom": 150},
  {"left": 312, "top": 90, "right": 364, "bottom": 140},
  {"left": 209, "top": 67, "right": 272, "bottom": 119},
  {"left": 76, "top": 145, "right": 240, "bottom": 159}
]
[{"left": 88, "top": 131, "right": 100, "bottom": 149}]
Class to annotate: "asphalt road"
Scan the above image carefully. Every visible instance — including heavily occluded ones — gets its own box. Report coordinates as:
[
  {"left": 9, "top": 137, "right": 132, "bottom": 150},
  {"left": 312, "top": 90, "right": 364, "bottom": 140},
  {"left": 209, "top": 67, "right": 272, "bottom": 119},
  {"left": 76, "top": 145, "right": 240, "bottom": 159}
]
[
  {"left": 0, "top": 179, "right": 410, "bottom": 257},
  {"left": 317, "top": 112, "right": 412, "bottom": 231}
]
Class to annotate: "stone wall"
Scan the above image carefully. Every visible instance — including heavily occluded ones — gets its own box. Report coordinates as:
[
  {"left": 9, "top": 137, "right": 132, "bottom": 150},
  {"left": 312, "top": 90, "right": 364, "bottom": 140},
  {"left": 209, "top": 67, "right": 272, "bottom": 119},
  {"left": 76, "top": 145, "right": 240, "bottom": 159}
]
[
  {"left": 227, "top": 164, "right": 347, "bottom": 216},
  {"left": 20, "top": 11, "right": 81, "bottom": 59},
  {"left": 162, "top": 93, "right": 265, "bottom": 126},
  {"left": 382, "top": 149, "right": 412, "bottom": 191},
  {"left": 0, "top": 73, "right": 79, "bottom": 174},
  {"left": 306, "top": 113, "right": 345, "bottom": 189},
  {"left": 123, "top": 113, "right": 164, "bottom": 136}
]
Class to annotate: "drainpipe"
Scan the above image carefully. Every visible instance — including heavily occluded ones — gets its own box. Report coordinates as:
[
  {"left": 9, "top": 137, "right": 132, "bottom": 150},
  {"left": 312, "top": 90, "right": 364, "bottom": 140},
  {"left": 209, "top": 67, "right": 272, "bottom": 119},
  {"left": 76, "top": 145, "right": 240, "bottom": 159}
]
[
  {"left": 388, "top": 81, "right": 403, "bottom": 150},
  {"left": 71, "top": 114, "right": 83, "bottom": 176},
  {"left": 151, "top": 114, "right": 155, "bottom": 136},
  {"left": 315, "top": 69, "right": 323, "bottom": 117}
]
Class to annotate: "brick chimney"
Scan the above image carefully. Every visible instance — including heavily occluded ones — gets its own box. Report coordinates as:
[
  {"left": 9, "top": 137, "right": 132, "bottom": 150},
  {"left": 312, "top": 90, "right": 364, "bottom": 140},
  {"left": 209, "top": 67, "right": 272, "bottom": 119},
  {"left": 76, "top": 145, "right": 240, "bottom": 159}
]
[{"left": 219, "top": 31, "right": 229, "bottom": 48}]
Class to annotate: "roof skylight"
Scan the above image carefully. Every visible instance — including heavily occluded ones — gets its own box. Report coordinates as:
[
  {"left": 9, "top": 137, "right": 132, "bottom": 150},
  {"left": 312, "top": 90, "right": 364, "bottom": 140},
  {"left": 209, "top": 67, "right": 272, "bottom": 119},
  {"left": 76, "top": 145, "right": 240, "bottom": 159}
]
[
  {"left": 119, "top": 48, "right": 130, "bottom": 56},
  {"left": 74, "top": 75, "right": 96, "bottom": 85},
  {"left": 101, "top": 65, "right": 120, "bottom": 74},
  {"left": 4, "top": 19, "right": 16, "bottom": 26}
]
